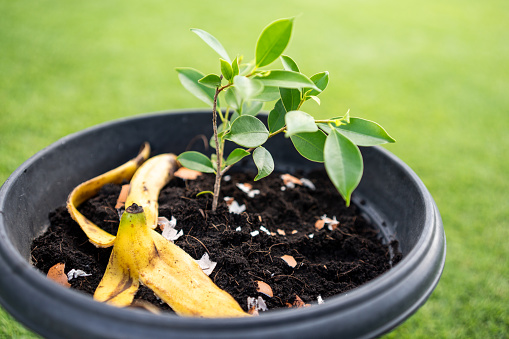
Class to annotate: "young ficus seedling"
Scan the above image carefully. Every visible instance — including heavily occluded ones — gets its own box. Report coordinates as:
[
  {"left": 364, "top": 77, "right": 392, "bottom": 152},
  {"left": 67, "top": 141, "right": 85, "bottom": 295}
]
[{"left": 177, "top": 17, "right": 395, "bottom": 210}]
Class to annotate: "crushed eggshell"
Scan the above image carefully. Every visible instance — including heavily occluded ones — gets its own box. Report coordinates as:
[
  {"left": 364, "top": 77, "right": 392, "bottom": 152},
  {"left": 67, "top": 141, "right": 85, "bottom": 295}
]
[
  {"left": 315, "top": 219, "right": 326, "bottom": 230},
  {"left": 256, "top": 281, "right": 273, "bottom": 297},
  {"left": 47, "top": 263, "right": 70, "bottom": 288},
  {"left": 250, "top": 230, "right": 260, "bottom": 237},
  {"left": 308, "top": 234, "right": 314, "bottom": 239},
  {"left": 196, "top": 252, "right": 217, "bottom": 276},
  {"left": 300, "top": 178, "right": 316, "bottom": 190},
  {"left": 228, "top": 200, "right": 246, "bottom": 214},
  {"left": 281, "top": 174, "right": 303, "bottom": 188},
  {"left": 115, "top": 184, "right": 130, "bottom": 209},
  {"left": 236, "top": 183, "right": 260, "bottom": 198},
  {"left": 224, "top": 196, "right": 234, "bottom": 206},
  {"left": 317, "top": 295, "right": 324, "bottom": 304},
  {"left": 174, "top": 167, "right": 202, "bottom": 180},
  {"left": 281, "top": 255, "right": 297, "bottom": 268},
  {"left": 157, "top": 216, "right": 176, "bottom": 231},
  {"left": 277, "top": 229, "right": 286, "bottom": 236},
  {"left": 223, "top": 175, "right": 231, "bottom": 182},
  {"left": 292, "top": 295, "right": 311, "bottom": 308},
  {"left": 236, "top": 226, "right": 242, "bottom": 232},
  {"left": 67, "top": 269, "right": 92, "bottom": 281},
  {"left": 239, "top": 182, "right": 253, "bottom": 190},
  {"left": 259, "top": 226, "right": 271, "bottom": 235},
  {"left": 247, "top": 296, "right": 268, "bottom": 313},
  {"left": 160, "top": 216, "right": 184, "bottom": 242},
  {"left": 291, "top": 230, "right": 298, "bottom": 234},
  {"left": 319, "top": 214, "right": 340, "bottom": 230}
]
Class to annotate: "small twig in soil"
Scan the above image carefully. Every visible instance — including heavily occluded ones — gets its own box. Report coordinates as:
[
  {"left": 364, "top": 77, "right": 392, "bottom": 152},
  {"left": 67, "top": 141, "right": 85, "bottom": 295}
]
[
  {"left": 268, "top": 242, "right": 286, "bottom": 252},
  {"left": 212, "top": 267, "right": 222, "bottom": 283},
  {"left": 247, "top": 271, "right": 265, "bottom": 281},
  {"left": 227, "top": 273, "right": 239, "bottom": 285},
  {"left": 336, "top": 228, "right": 353, "bottom": 237},
  {"left": 184, "top": 235, "right": 210, "bottom": 255},
  {"left": 272, "top": 274, "right": 308, "bottom": 288},
  {"left": 339, "top": 264, "right": 361, "bottom": 276}
]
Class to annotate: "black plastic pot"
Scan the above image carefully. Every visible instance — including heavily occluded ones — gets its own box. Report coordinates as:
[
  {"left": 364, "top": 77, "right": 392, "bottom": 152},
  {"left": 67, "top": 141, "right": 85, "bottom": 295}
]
[{"left": 0, "top": 110, "right": 445, "bottom": 339}]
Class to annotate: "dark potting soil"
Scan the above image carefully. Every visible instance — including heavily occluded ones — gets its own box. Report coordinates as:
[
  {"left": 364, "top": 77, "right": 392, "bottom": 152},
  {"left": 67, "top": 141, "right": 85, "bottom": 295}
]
[{"left": 31, "top": 169, "right": 402, "bottom": 314}]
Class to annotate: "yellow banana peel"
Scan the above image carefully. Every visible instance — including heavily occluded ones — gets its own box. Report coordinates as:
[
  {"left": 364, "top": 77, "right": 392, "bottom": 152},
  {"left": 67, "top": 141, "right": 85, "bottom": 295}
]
[
  {"left": 94, "top": 204, "right": 249, "bottom": 318},
  {"left": 67, "top": 143, "right": 151, "bottom": 248},
  {"left": 125, "top": 153, "right": 179, "bottom": 229}
]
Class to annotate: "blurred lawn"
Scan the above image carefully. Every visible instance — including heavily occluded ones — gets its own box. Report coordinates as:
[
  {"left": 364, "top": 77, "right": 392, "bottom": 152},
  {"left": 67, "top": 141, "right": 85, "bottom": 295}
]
[{"left": 1, "top": 0, "right": 508, "bottom": 338}]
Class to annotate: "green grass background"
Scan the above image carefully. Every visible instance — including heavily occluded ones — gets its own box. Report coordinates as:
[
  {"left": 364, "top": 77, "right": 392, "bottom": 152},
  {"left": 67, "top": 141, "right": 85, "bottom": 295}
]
[{"left": 1, "top": 0, "right": 507, "bottom": 337}]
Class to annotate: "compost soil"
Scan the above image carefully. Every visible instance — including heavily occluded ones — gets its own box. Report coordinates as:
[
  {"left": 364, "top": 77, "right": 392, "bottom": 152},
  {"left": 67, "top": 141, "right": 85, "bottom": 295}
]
[{"left": 31, "top": 169, "right": 401, "bottom": 314}]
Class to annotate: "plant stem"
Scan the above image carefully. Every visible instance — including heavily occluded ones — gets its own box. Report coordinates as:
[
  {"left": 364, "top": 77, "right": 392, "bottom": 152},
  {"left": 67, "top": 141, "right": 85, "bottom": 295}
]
[{"left": 211, "top": 87, "right": 222, "bottom": 212}]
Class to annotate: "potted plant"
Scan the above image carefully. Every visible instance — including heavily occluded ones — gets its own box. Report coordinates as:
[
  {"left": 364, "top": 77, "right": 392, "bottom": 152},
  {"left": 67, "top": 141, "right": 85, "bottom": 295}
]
[{"left": 0, "top": 18, "right": 445, "bottom": 339}]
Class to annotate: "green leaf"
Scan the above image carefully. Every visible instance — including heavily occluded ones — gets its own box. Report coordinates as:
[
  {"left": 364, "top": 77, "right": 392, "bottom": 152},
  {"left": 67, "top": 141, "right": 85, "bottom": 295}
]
[
  {"left": 226, "top": 115, "right": 269, "bottom": 148},
  {"left": 231, "top": 57, "right": 240, "bottom": 77},
  {"left": 253, "top": 146, "right": 274, "bottom": 181},
  {"left": 336, "top": 117, "right": 396, "bottom": 146},
  {"left": 224, "top": 87, "right": 242, "bottom": 111},
  {"left": 324, "top": 129, "right": 364, "bottom": 206},
  {"left": 234, "top": 75, "right": 263, "bottom": 100},
  {"left": 176, "top": 68, "right": 216, "bottom": 106},
  {"left": 309, "top": 95, "right": 321, "bottom": 105},
  {"left": 177, "top": 151, "right": 215, "bottom": 173},
  {"left": 191, "top": 28, "right": 231, "bottom": 62},
  {"left": 281, "top": 55, "right": 299, "bottom": 72},
  {"left": 210, "top": 122, "right": 231, "bottom": 149},
  {"left": 305, "top": 71, "right": 329, "bottom": 97},
  {"left": 252, "top": 86, "right": 280, "bottom": 102},
  {"left": 268, "top": 99, "right": 286, "bottom": 133},
  {"left": 255, "top": 70, "right": 320, "bottom": 91},
  {"left": 225, "top": 148, "right": 251, "bottom": 166},
  {"left": 290, "top": 130, "right": 326, "bottom": 162},
  {"left": 255, "top": 18, "right": 294, "bottom": 68},
  {"left": 199, "top": 74, "right": 222, "bottom": 88},
  {"left": 285, "top": 110, "right": 318, "bottom": 137},
  {"left": 196, "top": 191, "right": 214, "bottom": 197},
  {"left": 220, "top": 59, "right": 233, "bottom": 82},
  {"left": 242, "top": 100, "right": 263, "bottom": 116},
  {"left": 280, "top": 87, "right": 301, "bottom": 112}
]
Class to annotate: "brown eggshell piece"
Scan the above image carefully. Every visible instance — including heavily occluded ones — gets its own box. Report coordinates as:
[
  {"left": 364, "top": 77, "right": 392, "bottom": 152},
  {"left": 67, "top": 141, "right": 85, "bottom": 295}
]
[
  {"left": 174, "top": 167, "right": 202, "bottom": 180},
  {"left": 281, "top": 255, "right": 297, "bottom": 268},
  {"left": 281, "top": 174, "right": 303, "bottom": 186},
  {"left": 292, "top": 295, "right": 311, "bottom": 308},
  {"left": 47, "top": 263, "right": 70, "bottom": 288},
  {"left": 256, "top": 281, "right": 273, "bottom": 297},
  {"left": 314, "top": 219, "right": 325, "bottom": 230}
]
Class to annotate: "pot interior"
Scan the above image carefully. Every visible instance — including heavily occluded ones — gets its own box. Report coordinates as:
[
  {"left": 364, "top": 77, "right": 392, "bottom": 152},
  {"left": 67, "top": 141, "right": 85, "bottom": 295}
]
[{"left": 0, "top": 111, "right": 443, "bottom": 339}]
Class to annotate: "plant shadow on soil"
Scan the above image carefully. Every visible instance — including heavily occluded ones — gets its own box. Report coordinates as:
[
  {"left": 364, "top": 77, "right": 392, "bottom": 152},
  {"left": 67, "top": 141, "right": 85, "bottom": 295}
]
[{"left": 31, "top": 169, "right": 401, "bottom": 313}]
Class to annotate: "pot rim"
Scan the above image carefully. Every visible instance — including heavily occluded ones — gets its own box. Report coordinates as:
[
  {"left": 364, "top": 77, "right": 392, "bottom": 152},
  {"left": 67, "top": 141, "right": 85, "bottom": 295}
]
[{"left": 0, "top": 110, "right": 445, "bottom": 338}]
